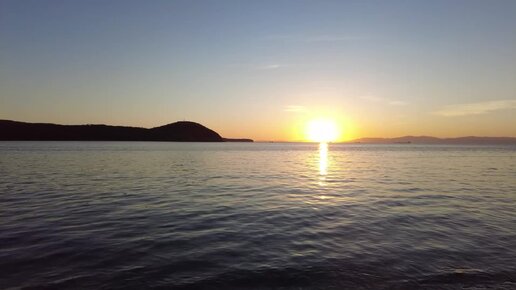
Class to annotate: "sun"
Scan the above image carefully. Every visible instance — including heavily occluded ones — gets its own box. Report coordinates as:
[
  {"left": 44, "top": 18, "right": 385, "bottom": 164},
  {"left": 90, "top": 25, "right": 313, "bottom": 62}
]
[{"left": 306, "top": 119, "right": 340, "bottom": 143}]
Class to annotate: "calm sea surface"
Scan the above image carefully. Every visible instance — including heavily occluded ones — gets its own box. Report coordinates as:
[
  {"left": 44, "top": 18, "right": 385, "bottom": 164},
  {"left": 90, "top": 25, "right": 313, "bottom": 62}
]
[{"left": 1, "top": 142, "right": 516, "bottom": 289}]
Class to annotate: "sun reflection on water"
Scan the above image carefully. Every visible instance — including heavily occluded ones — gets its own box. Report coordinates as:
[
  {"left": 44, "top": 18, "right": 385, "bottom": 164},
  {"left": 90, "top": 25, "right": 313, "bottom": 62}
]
[{"left": 319, "top": 142, "right": 328, "bottom": 182}]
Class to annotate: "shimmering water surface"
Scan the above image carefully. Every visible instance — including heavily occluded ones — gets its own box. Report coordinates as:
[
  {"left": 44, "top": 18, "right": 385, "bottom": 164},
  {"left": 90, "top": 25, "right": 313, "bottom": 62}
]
[{"left": 1, "top": 142, "right": 516, "bottom": 289}]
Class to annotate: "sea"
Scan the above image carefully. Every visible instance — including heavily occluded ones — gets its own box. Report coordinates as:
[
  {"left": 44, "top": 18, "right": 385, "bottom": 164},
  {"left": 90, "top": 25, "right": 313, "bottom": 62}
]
[{"left": 1, "top": 142, "right": 515, "bottom": 289}]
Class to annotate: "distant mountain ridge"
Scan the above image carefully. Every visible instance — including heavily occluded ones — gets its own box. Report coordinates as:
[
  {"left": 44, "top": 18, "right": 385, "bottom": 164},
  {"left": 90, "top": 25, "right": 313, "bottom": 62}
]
[
  {"left": 350, "top": 136, "right": 516, "bottom": 145},
  {"left": 0, "top": 120, "right": 253, "bottom": 142}
]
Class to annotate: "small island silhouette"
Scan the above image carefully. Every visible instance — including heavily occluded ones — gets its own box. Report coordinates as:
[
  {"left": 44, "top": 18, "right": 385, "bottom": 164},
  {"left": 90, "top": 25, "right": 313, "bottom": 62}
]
[{"left": 0, "top": 120, "right": 253, "bottom": 142}]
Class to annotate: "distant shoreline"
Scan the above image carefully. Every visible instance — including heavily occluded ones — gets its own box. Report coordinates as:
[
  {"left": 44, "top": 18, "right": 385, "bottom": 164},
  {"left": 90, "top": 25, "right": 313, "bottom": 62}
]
[
  {"left": 253, "top": 137, "right": 516, "bottom": 145},
  {"left": 345, "top": 136, "right": 516, "bottom": 145},
  {"left": 2, "top": 119, "right": 516, "bottom": 144}
]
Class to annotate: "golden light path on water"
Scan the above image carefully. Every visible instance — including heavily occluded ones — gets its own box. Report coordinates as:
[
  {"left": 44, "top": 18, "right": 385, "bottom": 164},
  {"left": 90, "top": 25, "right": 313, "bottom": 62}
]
[{"left": 318, "top": 142, "right": 328, "bottom": 185}]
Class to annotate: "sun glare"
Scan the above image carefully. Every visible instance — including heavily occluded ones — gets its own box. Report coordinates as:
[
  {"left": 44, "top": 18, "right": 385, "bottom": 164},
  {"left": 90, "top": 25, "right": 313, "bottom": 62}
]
[{"left": 307, "top": 119, "right": 340, "bottom": 143}]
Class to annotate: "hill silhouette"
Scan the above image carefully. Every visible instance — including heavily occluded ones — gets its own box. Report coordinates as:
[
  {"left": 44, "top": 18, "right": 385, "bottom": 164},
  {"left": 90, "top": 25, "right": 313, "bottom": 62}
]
[
  {"left": 0, "top": 120, "right": 252, "bottom": 142},
  {"left": 149, "top": 121, "right": 223, "bottom": 142}
]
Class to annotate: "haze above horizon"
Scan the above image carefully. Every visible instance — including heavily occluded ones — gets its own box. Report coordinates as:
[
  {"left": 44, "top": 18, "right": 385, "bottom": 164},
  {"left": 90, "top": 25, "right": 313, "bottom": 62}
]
[{"left": 1, "top": 0, "right": 515, "bottom": 141}]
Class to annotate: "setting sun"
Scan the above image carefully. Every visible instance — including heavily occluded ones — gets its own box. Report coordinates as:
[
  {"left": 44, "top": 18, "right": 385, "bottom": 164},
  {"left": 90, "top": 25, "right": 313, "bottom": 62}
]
[{"left": 306, "top": 119, "right": 340, "bottom": 143}]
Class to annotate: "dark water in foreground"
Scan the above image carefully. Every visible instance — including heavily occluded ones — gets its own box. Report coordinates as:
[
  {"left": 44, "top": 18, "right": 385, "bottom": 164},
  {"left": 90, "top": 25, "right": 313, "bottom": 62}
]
[{"left": 1, "top": 142, "right": 516, "bottom": 289}]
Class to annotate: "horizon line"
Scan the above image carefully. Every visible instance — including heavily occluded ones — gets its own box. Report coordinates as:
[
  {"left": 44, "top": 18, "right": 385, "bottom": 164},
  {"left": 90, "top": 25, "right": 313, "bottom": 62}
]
[{"left": 2, "top": 119, "right": 516, "bottom": 141}]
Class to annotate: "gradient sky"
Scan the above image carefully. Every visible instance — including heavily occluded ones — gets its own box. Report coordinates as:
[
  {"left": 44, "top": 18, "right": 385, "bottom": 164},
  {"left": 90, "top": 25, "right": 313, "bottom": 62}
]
[{"left": 1, "top": 0, "right": 515, "bottom": 141}]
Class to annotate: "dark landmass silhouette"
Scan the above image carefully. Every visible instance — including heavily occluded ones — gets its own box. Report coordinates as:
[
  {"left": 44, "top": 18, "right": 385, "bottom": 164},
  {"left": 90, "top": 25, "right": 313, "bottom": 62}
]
[
  {"left": 350, "top": 136, "right": 516, "bottom": 145},
  {"left": 0, "top": 120, "right": 253, "bottom": 142},
  {"left": 223, "top": 138, "right": 254, "bottom": 142}
]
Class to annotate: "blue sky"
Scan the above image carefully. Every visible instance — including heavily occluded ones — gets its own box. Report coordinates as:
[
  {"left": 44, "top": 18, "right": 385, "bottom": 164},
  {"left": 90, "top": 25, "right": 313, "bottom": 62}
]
[{"left": 1, "top": 0, "right": 515, "bottom": 140}]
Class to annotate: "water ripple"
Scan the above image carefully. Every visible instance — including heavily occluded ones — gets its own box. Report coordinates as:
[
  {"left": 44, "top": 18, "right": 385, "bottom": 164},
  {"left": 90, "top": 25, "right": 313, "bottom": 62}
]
[{"left": 1, "top": 142, "right": 515, "bottom": 289}]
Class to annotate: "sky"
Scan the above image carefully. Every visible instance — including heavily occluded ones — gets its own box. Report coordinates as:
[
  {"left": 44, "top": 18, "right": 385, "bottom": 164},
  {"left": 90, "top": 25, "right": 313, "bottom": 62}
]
[{"left": 1, "top": 0, "right": 515, "bottom": 141}]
